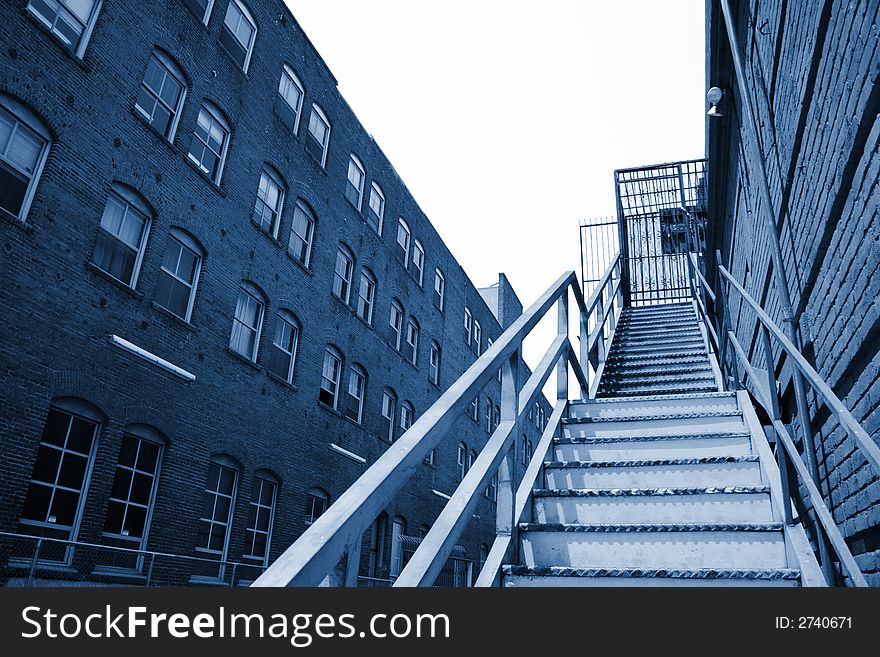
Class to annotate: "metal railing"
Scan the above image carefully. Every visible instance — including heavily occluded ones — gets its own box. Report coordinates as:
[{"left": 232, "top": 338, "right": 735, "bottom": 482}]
[
  {"left": 684, "top": 249, "right": 879, "bottom": 587},
  {"left": 0, "top": 531, "right": 267, "bottom": 587},
  {"left": 253, "top": 263, "right": 622, "bottom": 587}
]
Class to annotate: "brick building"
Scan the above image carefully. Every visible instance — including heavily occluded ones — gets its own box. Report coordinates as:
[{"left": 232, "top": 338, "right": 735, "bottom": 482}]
[
  {"left": 0, "top": 0, "right": 550, "bottom": 586},
  {"left": 706, "top": 0, "right": 880, "bottom": 584}
]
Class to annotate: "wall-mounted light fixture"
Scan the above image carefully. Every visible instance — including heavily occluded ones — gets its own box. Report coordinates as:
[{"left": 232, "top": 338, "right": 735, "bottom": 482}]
[{"left": 707, "top": 87, "right": 724, "bottom": 117}]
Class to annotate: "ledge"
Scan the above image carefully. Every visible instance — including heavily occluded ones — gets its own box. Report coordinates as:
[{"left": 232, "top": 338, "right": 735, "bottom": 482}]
[
  {"left": 86, "top": 262, "right": 145, "bottom": 300},
  {"left": 110, "top": 334, "right": 195, "bottom": 382},
  {"left": 266, "top": 370, "right": 298, "bottom": 391},
  {"left": 225, "top": 346, "right": 262, "bottom": 372},
  {"left": 150, "top": 301, "right": 198, "bottom": 333},
  {"left": 185, "top": 157, "right": 227, "bottom": 197},
  {"left": 328, "top": 443, "right": 366, "bottom": 464},
  {"left": 285, "top": 250, "right": 315, "bottom": 277},
  {"left": 0, "top": 207, "right": 35, "bottom": 233}
]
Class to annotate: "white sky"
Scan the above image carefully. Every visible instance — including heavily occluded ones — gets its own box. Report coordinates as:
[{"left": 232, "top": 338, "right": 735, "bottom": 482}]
[{"left": 284, "top": 0, "right": 707, "bottom": 388}]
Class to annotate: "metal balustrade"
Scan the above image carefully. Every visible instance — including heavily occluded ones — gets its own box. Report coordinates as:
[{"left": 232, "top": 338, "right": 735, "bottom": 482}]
[{"left": 253, "top": 260, "right": 622, "bottom": 587}]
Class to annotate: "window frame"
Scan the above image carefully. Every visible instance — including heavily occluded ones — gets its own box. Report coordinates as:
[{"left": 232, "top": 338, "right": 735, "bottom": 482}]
[
  {"left": 345, "top": 154, "right": 365, "bottom": 211},
  {"left": 220, "top": 0, "right": 257, "bottom": 73},
  {"left": 319, "top": 347, "right": 343, "bottom": 410},
  {"left": 305, "top": 487, "right": 329, "bottom": 525},
  {"left": 91, "top": 185, "right": 153, "bottom": 289},
  {"left": 344, "top": 364, "right": 367, "bottom": 424},
  {"left": 389, "top": 300, "right": 404, "bottom": 351},
  {"left": 305, "top": 103, "right": 331, "bottom": 168},
  {"left": 464, "top": 307, "right": 473, "bottom": 345},
  {"left": 229, "top": 282, "right": 266, "bottom": 362},
  {"left": 0, "top": 96, "right": 51, "bottom": 223},
  {"left": 278, "top": 64, "right": 305, "bottom": 134},
  {"left": 183, "top": 0, "right": 214, "bottom": 25},
  {"left": 135, "top": 50, "right": 187, "bottom": 142},
  {"left": 457, "top": 442, "right": 467, "bottom": 482},
  {"left": 433, "top": 269, "right": 445, "bottom": 311},
  {"left": 404, "top": 317, "right": 419, "bottom": 366},
  {"left": 242, "top": 471, "right": 278, "bottom": 567},
  {"left": 154, "top": 228, "right": 203, "bottom": 323},
  {"left": 381, "top": 388, "right": 397, "bottom": 443},
  {"left": 27, "top": 0, "right": 102, "bottom": 58},
  {"left": 252, "top": 166, "right": 286, "bottom": 239},
  {"left": 411, "top": 240, "right": 425, "bottom": 286},
  {"left": 188, "top": 101, "right": 231, "bottom": 184},
  {"left": 356, "top": 268, "right": 376, "bottom": 325},
  {"left": 473, "top": 321, "right": 482, "bottom": 355},
  {"left": 333, "top": 244, "right": 354, "bottom": 305},
  {"left": 429, "top": 341, "right": 441, "bottom": 386},
  {"left": 396, "top": 219, "right": 411, "bottom": 267},
  {"left": 194, "top": 455, "right": 239, "bottom": 581},
  {"left": 268, "top": 309, "right": 300, "bottom": 384},
  {"left": 367, "top": 182, "right": 385, "bottom": 235},
  {"left": 288, "top": 199, "right": 315, "bottom": 268},
  {"left": 400, "top": 401, "right": 414, "bottom": 433}
]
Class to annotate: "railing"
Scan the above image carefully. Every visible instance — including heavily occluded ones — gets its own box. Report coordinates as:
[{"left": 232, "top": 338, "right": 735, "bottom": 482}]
[
  {"left": 254, "top": 262, "right": 622, "bottom": 587},
  {"left": 688, "top": 251, "right": 880, "bottom": 587},
  {"left": 0, "top": 531, "right": 267, "bottom": 587}
]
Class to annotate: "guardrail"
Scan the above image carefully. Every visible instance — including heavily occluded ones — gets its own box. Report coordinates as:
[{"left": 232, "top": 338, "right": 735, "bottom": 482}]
[{"left": 254, "top": 262, "right": 621, "bottom": 587}]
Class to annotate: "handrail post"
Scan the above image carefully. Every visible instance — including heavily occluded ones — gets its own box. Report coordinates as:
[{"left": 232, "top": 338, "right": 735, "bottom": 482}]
[
  {"left": 496, "top": 349, "right": 521, "bottom": 542},
  {"left": 27, "top": 538, "right": 42, "bottom": 587},
  {"left": 145, "top": 552, "right": 156, "bottom": 587},
  {"left": 557, "top": 290, "right": 569, "bottom": 403},
  {"left": 759, "top": 326, "right": 792, "bottom": 526},
  {"left": 714, "top": 251, "right": 740, "bottom": 386}
]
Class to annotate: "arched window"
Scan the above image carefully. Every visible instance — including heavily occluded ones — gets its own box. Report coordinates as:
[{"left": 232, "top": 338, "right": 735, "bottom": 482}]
[
  {"left": 400, "top": 401, "right": 414, "bottom": 433},
  {"left": 155, "top": 227, "right": 204, "bottom": 322},
  {"left": 433, "top": 269, "right": 445, "bottom": 311},
  {"left": 229, "top": 281, "right": 266, "bottom": 362},
  {"left": 196, "top": 454, "right": 240, "bottom": 580},
  {"left": 485, "top": 396, "right": 493, "bottom": 433},
  {"left": 268, "top": 309, "right": 300, "bottom": 383},
  {"left": 381, "top": 388, "right": 397, "bottom": 442},
  {"left": 389, "top": 299, "right": 404, "bottom": 351},
  {"left": 429, "top": 341, "right": 441, "bottom": 386},
  {"left": 396, "top": 219, "right": 411, "bottom": 266},
  {"left": 367, "top": 182, "right": 385, "bottom": 234},
  {"left": 188, "top": 101, "right": 231, "bottom": 183},
  {"left": 305, "top": 104, "right": 331, "bottom": 168},
  {"left": 27, "top": 0, "right": 101, "bottom": 57},
  {"left": 319, "top": 346, "right": 343, "bottom": 409},
  {"left": 135, "top": 50, "right": 187, "bottom": 140},
  {"left": 305, "top": 487, "right": 329, "bottom": 525},
  {"left": 253, "top": 165, "right": 285, "bottom": 238},
  {"left": 278, "top": 64, "right": 304, "bottom": 133},
  {"left": 91, "top": 183, "right": 153, "bottom": 289},
  {"left": 485, "top": 471, "right": 497, "bottom": 502},
  {"left": 288, "top": 199, "right": 315, "bottom": 267},
  {"left": 412, "top": 240, "right": 425, "bottom": 285},
  {"left": 367, "top": 512, "right": 388, "bottom": 578},
  {"left": 333, "top": 244, "right": 354, "bottom": 304},
  {"left": 457, "top": 442, "right": 467, "bottom": 481},
  {"left": 243, "top": 470, "right": 279, "bottom": 566},
  {"left": 473, "top": 320, "right": 482, "bottom": 355},
  {"left": 464, "top": 307, "right": 472, "bottom": 345},
  {"left": 183, "top": 0, "right": 214, "bottom": 25},
  {"left": 18, "top": 398, "right": 103, "bottom": 556},
  {"left": 404, "top": 317, "right": 420, "bottom": 365},
  {"left": 468, "top": 449, "right": 477, "bottom": 472},
  {"left": 345, "top": 154, "right": 365, "bottom": 210},
  {"left": 344, "top": 364, "right": 367, "bottom": 424},
  {"left": 220, "top": 0, "right": 257, "bottom": 72},
  {"left": 390, "top": 515, "right": 406, "bottom": 577},
  {"left": 0, "top": 95, "right": 51, "bottom": 222},
  {"left": 356, "top": 268, "right": 377, "bottom": 324},
  {"left": 479, "top": 544, "right": 489, "bottom": 571}
]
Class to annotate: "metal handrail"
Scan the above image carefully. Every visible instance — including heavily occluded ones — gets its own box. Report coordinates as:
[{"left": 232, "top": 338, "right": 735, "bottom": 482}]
[{"left": 254, "top": 261, "right": 621, "bottom": 587}]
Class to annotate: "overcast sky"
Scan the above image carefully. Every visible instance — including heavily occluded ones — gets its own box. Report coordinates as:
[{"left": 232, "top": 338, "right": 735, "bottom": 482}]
[{"left": 284, "top": 0, "right": 707, "bottom": 384}]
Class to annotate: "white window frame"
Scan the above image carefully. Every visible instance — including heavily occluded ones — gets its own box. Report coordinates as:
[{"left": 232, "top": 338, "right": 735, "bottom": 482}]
[
  {"left": 0, "top": 96, "right": 51, "bottom": 223},
  {"left": 305, "top": 488, "right": 329, "bottom": 525},
  {"left": 221, "top": 0, "right": 257, "bottom": 73},
  {"left": 345, "top": 154, "right": 365, "bottom": 211},
  {"left": 188, "top": 102, "right": 231, "bottom": 184},
  {"left": 389, "top": 300, "right": 404, "bottom": 351},
  {"left": 429, "top": 341, "right": 441, "bottom": 386},
  {"left": 485, "top": 397, "right": 493, "bottom": 433},
  {"left": 457, "top": 443, "right": 467, "bottom": 481},
  {"left": 229, "top": 282, "right": 265, "bottom": 362},
  {"left": 396, "top": 218, "right": 411, "bottom": 266},
  {"left": 242, "top": 472, "right": 278, "bottom": 567},
  {"left": 194, "top": 455, "right": 239, "bottom": 581},
  {"left": 319, "top": 347, "right": 343, "bottom": 410},
  {"left": 306, "top": 104, "right": 331, "bottom": 168},
  {"left": 400, "top": 401, "right": 414, "bottom": 433},
  {"left": 91, "top": 185, "right": 152, "bottom": 289},
  {"left": 268, "top": 309, "right": 300, "bottom": 383},
  {"left": 344, "top": 364, "right": 367, "bottom": 424},
  {"left": 412, "top": 240, "right": 425, "bottom": 286},
  {"left": 381, "top": 389, "right": 397, "bottom": 442},
  {"left": 473, "top": 320, "right": 482, "bottom": 355},
  {"left": 288, "top": 199, "right": 315, "bottom": 267},
  {"left": 433, "top": 269, "right": 445, "bottom": 311},
  {"left": 333, "top": 245, "right": 354, "bottom": 304},
  {"left": 367, "top": 182, "right": 385, "bottom": 234},
  {"left": 27, "top": 0, "right": 102, "bottom": 58},
  {"left": 184, "top": 0, "right": 214, "bottom": 25},
  {"left": 155, "top": 228, "right": 202, "bottom": 323},
  {"left": 252, "top": 166, "right": 285, "bottom": 238},
  {"left": 464, "top": 307, "right": 473, "bottom": 345},
  {"left": 135, "top": 50, "right": 187, "bottom": 142},
  {"left": 357, "top": 269, "right": 376, "bottom": 324},
  {"left": 278, "top": 64, "right": 304, "bottom": 133},
  {"left": 405, "top": 317, "right": 419, "bottom": 366}
]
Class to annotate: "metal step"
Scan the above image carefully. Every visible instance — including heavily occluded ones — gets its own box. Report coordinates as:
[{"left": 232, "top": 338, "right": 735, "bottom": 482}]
[
  {"left": 543, "top": 456, "right": 762, "bottom": 489},
  {"left": 599, "top": 371, "right": 716, "bottom": 387},
  {"left": 501, "top": 566, "right": 801, "bottom": 587},
  {"left": 531, "top": 487, "right": 773, "bottom": 524},
  {"left": 567, "top": 392, "right": 738, "bottom": 418},
  {"left": 597, "top": 383, "right": 719, "bottom": 397},
  {"left": 614, "top": 328, "right": 703, "bottom": 342},
  {"left": 606, "top": 352, "right": 709, "bottom": 365},
  {"left": 562, "top": 411, "right": 744, "bottom": 440},
  {"left": 519, "top": 523, "right": 787, "bottom": 569},
  {"left": 601, "top": 363, "right": 713, "bottom": 378},
  {"left": 554, "top": 433, "right": 752, "bottom": 460},
  {"left": 610, "top": 340, "right": 705, "bottom": 355}
]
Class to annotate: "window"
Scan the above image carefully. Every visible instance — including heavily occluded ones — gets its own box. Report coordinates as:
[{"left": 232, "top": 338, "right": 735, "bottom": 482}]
[
  {"left": 183, "top": 0, "right": 214, "bottom": 24},
  {"left": 135, "top": 52, "right": 186, "bottom": 141},
  {"left": 18, "top": 403, "right": 100, "bottom": 554},
  {"left": 389, "top": 300, "right": 404, "bottom": 351},
  {"left": 355, "top": 269, "right": 376, "bottom": 324},
  {"left": 277, "top": 65, "right": 304, "bottom": 133},
  {"left": 333, "top": 245, "right": 354, "bottom": 304},
  {"left": 345, "top": 155, "right": 365, "bottom": 210},
  {"left": 367, "top": 183, "right": 384, "bottom": 234},
  {"left": 253, "top": 167, "right": 285, "bottom": 238},
  {"left": 27, "top": 0, "right": 100, "bottom": 57},
  {"left": 91, "top": 185, "right": 152, "bottom": 288},
  {"left": 457, "top": 442, "right": 467, "bottom": 482},
  {"left": 288, "top": 200, "right": 315, "bottom": 267},
  {"left": 188, "top": 102, "right": 230, "bottom": 183},
  {"left": 473, "top": 321, "right": 482, "bottom": 355},
  {"left": 433, "top": 269, "right": 445, "bottom": 311},
  {"left": 229, "top": 283, "right": 265, "bottom": 361},
  {"left": 390, "top": 516, "right": 406, "bottom": 577},
  {"left": 319, "top": 347, "right": 342, "bottom": 409},
  {"left": 381, "top": 388, "right": 397, "bottom": 442},
  {"left": 220, "top": 0, "right": 256, "bottom": 72},
  {"left": 404, "top": 317, "right": 419, "bottom": 365},
  {"left": 0, "top": 98, "right": 51, "bottom": 222},
  {"left": 424, "top": 448, "right": 435, "bottom": 466},
  {"left": 195, "top": 456, "right": 239, "bottom": 578},
  {"left": 522, "top": 436, "right": 533, "bottom": 467},
  {"left": 367, "top": 513, "right": 387, "bottom": 578},
  {"left": 344, "top": 365, "right": 367, "bottom": 424},
  {"left": 429, "top": 341, "right": 441, "bottom": 386},
  {"left": 400, "top": 401, "right": 414, "bottom": 434},
  {"left": 268, "top": 310, "right": 299, "bottom": 383},
  {"left": 102, "top": 431, "right": 163, "bottom": 554},
  {"left": 479, "top": 544, "right": 489, "bottom": 571},
  {"left": 396, "top": 219, "right": 411, "bottom": 266},
  {"left": 305, "top": 488, "right": 329, "bottom": 525},
  {"left": 467, "top": 397, "right": 478, "bottom": 422},
  {"left": 485, "top": 397, "right": 493, "bottom": 433},
  {"left": 468, "top": 449, "right": 477, "bottom": 473},
  {"left": 243, "top": 473, "right": 277, "bottom": 566},
  {"left": 464, "top": 307, "right": 472, "bottom": 345},
  {"left": 534, "top": 403, "right": 541, "bottom": 428},
  {"left": 155, "top": 229, "right": 202, "bottom": 322},
  {"left": 485, "top": 472, "right": 497, "bottom": 502},
  {"left": 493, "top": 404, "right": 501, "bottom": 430},
  {"left": 305, "top": 104, "right": 330, "bottom": 167},
  {"left": 412, "top": 240, "right": 425, "bottom": 285}
]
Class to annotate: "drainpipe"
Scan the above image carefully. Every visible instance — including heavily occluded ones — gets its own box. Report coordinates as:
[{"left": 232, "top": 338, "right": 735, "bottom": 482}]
[{"left": 717, "top": 0, "right": 834, "bottom": 582}]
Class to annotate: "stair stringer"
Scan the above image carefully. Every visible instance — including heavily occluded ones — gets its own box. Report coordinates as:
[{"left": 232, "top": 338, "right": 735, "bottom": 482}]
[
  {"left": 736, "top": 390, "right": 827, "bottom": 587},
  {"left": 475, "top": 399, "right": 567, "bottom": 587}
]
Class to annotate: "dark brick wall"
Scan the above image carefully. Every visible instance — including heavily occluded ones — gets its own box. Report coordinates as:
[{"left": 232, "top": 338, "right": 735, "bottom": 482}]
[
  {"left": 706, "top": 0, "right": 880, "bottom": 585},
  {"left": 0, "top": 0, "right": 551, "bottom": 584}
]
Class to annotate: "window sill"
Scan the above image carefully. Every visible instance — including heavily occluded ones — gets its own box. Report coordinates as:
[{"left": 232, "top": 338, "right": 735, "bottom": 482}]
[
  {"left": 150, "top": 301, "right": 198, "bottom": 333},
  {"left": 218, "top": 42, "right": 253, "bottom": 82},
  {"left": 90, "top": 566, "right": 147, "bottom": 582},
  {"left": 303, "top": 146, "right": 328, "bottom": 174},
  {"left": 266, "top": 370, "right": 298, "bottom": 391},
  {"left": 25, "top": 10, "right": 90, "bottom": 71},
  {"left": 272, "top": 105, "right": 302, "bottom": 139},
  {"left": 131, "top": 107, "right": 180, "bottom": 154},
  {"left": 0, "top": 207, "right": 34, "bottom": 233},
  {"left": 85, "top": 262, "right": 145, "bottom": 300},
  {"left": 249, "top": 219, "right": 283, "bottom": 247},
  {"left": 317, "top": 401, "right": 344, "bottom": 418},
  {"left": 225, "top": 346, "right": 263, "bottom": 372},
  {"left": 185, "top": 157, "right": 228, "bottom": 197},
  {"left": 345, "top": 198, "right": 363, "bottom": 218},
  {"left": 285, "top": 251, "right": 315, "bottom": 277}
]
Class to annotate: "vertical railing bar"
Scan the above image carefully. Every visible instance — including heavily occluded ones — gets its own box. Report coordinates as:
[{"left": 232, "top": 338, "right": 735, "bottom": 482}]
[
  {"left": 557, "top": 291, "right": 569, "bottom": 403},
  {"left": 27, "top": 538, "right": 42, "bottom": 587},
  {"left": 759, "top": 325, "right": 793, "bottom": 526},
  {"left": 145, "top": 552, "right": 156, "bottom": 587}
]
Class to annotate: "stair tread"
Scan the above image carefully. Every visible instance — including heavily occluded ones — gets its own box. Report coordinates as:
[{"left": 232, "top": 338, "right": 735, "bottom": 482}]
[
  {"left": 518, "top": 522, "right": 783, "bottom": 532},
  {"left": 597, "top": 385, "right": 718, "bottom": 397},
  {"left": 532, "top": 486, "right": 771, "bottom": 497},
  {"left": 545, "top": 455, "right": 759, "bottom": 468},
  {"left": 570, "top": 391, "right": 735, "bottom": 404},
  {"left": 562, "top": 410, "right": 740, "bottom": 424},
  {"left": 501, "top": 566, "right": 801, "bottom": 580},
  {"left": 600, "top": 373, "right": 716, "bottom": 385},
  {"left": 555, "top": 431, "right": 751, "bottom": 445}
]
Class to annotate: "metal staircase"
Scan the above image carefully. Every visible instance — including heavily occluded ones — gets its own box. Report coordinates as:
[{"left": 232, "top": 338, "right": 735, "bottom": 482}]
[{"left": 500, "top": 302, "right": 822, "bottom": 587}]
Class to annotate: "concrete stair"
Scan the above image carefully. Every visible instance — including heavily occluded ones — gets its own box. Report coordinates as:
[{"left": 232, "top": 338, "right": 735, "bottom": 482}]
[{"left": 500, "top": 303, "right": 821, "bottom": 587}]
